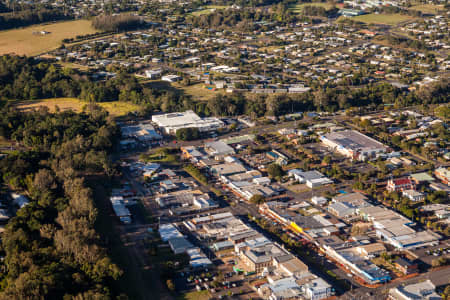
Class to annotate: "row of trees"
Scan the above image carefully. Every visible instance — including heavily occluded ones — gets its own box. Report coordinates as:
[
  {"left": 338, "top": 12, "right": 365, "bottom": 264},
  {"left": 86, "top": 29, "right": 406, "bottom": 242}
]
[
  {"left": 0, "top": 8, "right": 70, "bottom": 30},
  {"left": 0, "top": 105, "right": 123, "bottom": 298},
  {"left": 92, "top": 14, "right": 145, "bottom": 32}
]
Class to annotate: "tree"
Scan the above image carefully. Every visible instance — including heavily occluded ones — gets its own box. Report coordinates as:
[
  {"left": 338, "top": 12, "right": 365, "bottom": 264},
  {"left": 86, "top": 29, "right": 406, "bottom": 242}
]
[
  {"left": 0, "top": 108, "right": 121, "bottom": 299},
  {"left": 322, "top": 155, "right": 332, "bottom": 165},
  {"left": 33, "top": 169, "right": 56, "bottom": 191},
  {"left": 267, "top": 163, "right": 284, "bottom": 179},
  {"left": 250, "top": 194, "right": 266, "bottom": 205},
  {"left": 443, "top": 285, "right": 450, "bottom": 299},
  {"left": 175, "top": 128, "right": 200, "bottom": 141}
]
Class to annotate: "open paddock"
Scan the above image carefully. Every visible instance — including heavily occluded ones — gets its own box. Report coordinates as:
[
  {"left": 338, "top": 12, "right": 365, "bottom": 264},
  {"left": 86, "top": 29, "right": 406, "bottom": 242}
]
[
  {"left": 15, "top": 98, "right": 141, "bottom": 116},
  {"left": 288, "top": 2, "right": 334, "bottom": 13},
  {"left": 410, "top": 4, "right": 445, "bottom": 14},
  {"left": 350, "top": 13, "right": 415, "bottom": 25},
  {"left": 0, "top": 19, "right": 99, "bottom": 56}
]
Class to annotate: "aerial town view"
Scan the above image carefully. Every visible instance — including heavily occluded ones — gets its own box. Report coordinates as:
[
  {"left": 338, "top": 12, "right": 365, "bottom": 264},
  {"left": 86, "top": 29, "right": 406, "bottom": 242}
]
[{"left": 0, "top": 0, "right": 448, "bottom": 299}]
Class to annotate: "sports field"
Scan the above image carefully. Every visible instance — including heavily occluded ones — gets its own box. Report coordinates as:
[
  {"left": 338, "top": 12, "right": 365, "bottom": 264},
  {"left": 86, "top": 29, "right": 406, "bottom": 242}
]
[
  {"left": 288, "top": 2, "right": 334, "bottom": 13},
  {"left": 350, "top": 13, "right": 415, "bottom": 25},
  {"left": 0, "top": 19, "right": 99, "bottom": 56},
  {"left": 15, "top": 98, "right": 141, "bottom": 116}
]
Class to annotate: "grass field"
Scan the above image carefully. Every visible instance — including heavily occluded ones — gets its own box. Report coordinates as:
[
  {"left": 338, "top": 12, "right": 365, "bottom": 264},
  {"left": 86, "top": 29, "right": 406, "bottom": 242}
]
[
  {"left": 0, "top": 19, "right": 99, "bottom": 56},
  {"left": 190, "top": 5, "right": 228, "bottom": 16},
  {"left": 288, "top": 2, "right": 334, "bottom": 13},
  {"left": 410, "top": 4, "right": 444, "bottom": 14},
  {"left": 15, "top": 98, "right": 141, "bottom": 116},
  {"left": 350, "top": 13, "right": 415, "bottom": 25},
  {"left": 172, "top": 83, "right": 223, "bottom": 101},
  {"left": 146, "top": 81, "right": 222, "bottom": 101}
]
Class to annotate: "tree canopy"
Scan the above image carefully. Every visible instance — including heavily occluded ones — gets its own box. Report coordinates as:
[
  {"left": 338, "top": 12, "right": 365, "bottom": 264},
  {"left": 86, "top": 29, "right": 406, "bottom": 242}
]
[{"left": 0, "top": 105, "right": 123, "bottom": 298}]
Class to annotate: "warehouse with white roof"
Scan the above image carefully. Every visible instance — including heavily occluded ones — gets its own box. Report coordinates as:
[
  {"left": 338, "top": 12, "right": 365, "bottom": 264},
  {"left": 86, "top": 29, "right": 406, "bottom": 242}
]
[
  {"left": 320, "top": 130, "right": 387, "bottom": 161},
  {"left": 152, "top": 110, "right": 224, "bottom": 134}
]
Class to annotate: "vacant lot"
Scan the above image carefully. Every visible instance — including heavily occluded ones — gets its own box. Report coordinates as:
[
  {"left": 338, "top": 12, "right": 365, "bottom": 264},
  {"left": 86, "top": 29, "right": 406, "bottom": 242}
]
[
  {"left": 289, "top": 2, "right": 334, "bottom": 13},
  {"left": 15, "top": 98, "right": 141, "bottom": 116},
  {"left": 0, "top": 19, "right": 99, "bottom": 56},
  {"left": 286, "top": 183, "right": 310, "bottom": 194},
  {"left": 351, "top": 13, "right": 415, "bottom": 25},
  {"left": 410, "top": 4, "right": 444, "bottom": 14},
  {"left": 173, "top": 83, "right": 224, "bottom": 101},
  {"left": 177, "top": 290, "right": 211, "bottom": 300}
]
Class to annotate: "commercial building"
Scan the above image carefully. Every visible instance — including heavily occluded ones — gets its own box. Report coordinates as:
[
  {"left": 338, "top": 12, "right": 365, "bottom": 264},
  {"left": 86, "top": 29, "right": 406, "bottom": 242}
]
[
  {"left": 402, "top": 189, "right": 425, "bottom": 202},
  {"left": 159, "top": 223, "right": 212, "bottom": 268},
  {"left": 288, "top": 169, "right": 333, "bottom": 188},
  {"left": 190, "top": 211, "right": 234, "bottom": 226},
  {"left": 211, "top": 162, "right": 247, "bottom": 176},
  {"left": 168, "top": 237, "right": 193, "bottom": 254},
  {"left": 152, "top": 110, "right": 224, "bottom": 134},
  {"left": 159, "top": 223, "right": 183, "bottom": 242},
  {"left": 435, "top": 167, "right": 450, "bottom": 186},
  {"left": 187, "top": 247, "right": 213, "bottom": 268},
  {"left": 358, "top": 205, "right": 441, "bottom": 250},
  {"left": 161, "top": 74, "right": 181, "bottom": 82},
  {"left": 410, "top": 172, "right": 435, "bottom": 184},
  {"left": 204, "top": 141, "right": 235, "bottom": 158},
  {"left": 328, "top": 192, "right": 370, "bottom": 219},
  {"left": 318, "top": 237, "right": 391, "bottom": 284},
  {"left": 260, "top": 201, "right": 340, "bottom": 239},
  {"left": 311, "top": 196, "right": 328, "bottom": 206},
  {"left": 320, "top": 130, "right": 387, "bottom": 161},
  {"left": 239, "top": 243, "right": 287, "bottom": 273},
  {"left": 145, "top": 69, "right": 162, "bottom": 79},
  {"left": 110, "top": 196, "right": 131, "bottom": 224},
  {"left": 121, "top": 123, "right": 162, "bottom": 142},
  {"left": 258, "top": 271, "right": 333, "bottom": 300},
  {"left": 155, "top": 190, "right": 218, "bottom": 215},
  {"left": 339, "top": 8, "right": 365, "bottom": 16}
]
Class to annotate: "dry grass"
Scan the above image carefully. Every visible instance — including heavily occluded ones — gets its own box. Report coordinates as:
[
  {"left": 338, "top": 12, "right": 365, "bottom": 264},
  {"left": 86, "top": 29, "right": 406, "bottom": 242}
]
[
  {"left": 410, "top": 4, "right": 444, "bottom": 14},
  {"left": 351, "top": 13, "right": 415, "bottom": 25},
  {"left": 286, "top": 183, "right": 310, "bottom": 194},
  {"left": 0, "top": 19, "right": 99, "bottom": 56},
  {"left": 15, "top": 98, "right": 141, "bottom": 116},
  {"left": 173, "top": 83, "right": 224, "bottom": 101},
  {"left": 289, "top": 2, "right": 334, "bottom": 13},
  {"left": 190, "top": 5, "right": 228, "bottom": 16},
  {"left": 177, "top": 290, "right": 211, "bottom": 300}
]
